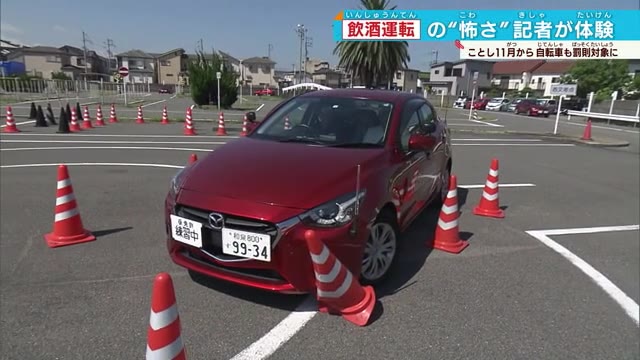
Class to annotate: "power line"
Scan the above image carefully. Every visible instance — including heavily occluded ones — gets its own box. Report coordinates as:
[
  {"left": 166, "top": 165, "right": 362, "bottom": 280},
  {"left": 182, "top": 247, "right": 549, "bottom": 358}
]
[
  {"left": 81, "top": 31, "right": 94, "bottom": 74},
  {"left": 104, "top": 38, "right": 116, "bottom": 71}
]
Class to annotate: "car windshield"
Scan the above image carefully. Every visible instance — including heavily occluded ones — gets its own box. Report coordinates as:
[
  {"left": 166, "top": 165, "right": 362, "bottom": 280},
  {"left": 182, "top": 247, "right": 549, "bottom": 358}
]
[
  {"left": 250, "top": 96, "right": 393, "bottom": 147},
  {"left": 489, "top": 98, "right": 502, "bottom": 102}
]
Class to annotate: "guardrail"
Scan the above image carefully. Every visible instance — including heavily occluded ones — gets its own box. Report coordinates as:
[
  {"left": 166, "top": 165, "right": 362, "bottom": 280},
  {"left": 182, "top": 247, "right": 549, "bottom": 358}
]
[{"left": 566, "top": 110, "right": 639, "bottom": 127}]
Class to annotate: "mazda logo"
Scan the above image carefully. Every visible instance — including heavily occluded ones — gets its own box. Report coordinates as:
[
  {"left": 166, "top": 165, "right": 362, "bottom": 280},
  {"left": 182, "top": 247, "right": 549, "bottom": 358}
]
[{"left": 208, "top": 212, "right": 224, "bottom": 230}]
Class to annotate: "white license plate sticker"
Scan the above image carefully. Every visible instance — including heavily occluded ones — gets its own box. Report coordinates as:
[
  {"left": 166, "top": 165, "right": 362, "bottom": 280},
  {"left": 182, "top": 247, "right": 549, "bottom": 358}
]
[
  {"left": 170, "top": 214, "right": 203, "bottom": 248},
  {"left": 222, "top": 228, "right": 271, "bottom": 262}
]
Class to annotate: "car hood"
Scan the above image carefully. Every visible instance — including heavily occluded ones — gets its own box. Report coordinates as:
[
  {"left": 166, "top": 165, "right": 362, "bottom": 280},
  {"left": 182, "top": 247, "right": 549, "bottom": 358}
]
[
  {"left": 487, "top": 101, "right": 502, "bottom": 106},
  {"left": 181, "top": 137, "right": 386, "bottom": 209}
]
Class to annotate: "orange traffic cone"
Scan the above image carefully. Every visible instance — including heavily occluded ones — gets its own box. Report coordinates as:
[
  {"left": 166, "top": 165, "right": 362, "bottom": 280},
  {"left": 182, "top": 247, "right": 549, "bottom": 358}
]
[
  {"left": 3, "top": 106, "right": 20, "bottom": 133},
  {"left": 146, "top": 273, "right": 187, "bottom": 360},
  {"left": 430, "top": 174, "right": 469, "bottom": 254},
  {"left": 136, "top": 106, "right": 145, "bottom": 124},
  {"left": 581, "top": 119, "right": 592, "bottom": 141},
  {"left": 80, "top": 106, "right": 93, "bottom": 129},
  {"left": 69, "top": 108, "right": 82, "bottom": 132},
  {"left": 161, "top": 106, "right": 170, "bottom": 125},
  {"left": 188, "top": 153, "right": 197, "bottom": 164},
  {"left": 284, "top": 116, "right": 291, "bottom": 130},
  {"left": 216, "top": 112, "right": 227, "bottom": 136},
  {"left": 473, "top": 158, "right": 505, "bottom": 218},
  {"left": 305, "top": 230, "right": 376, "bottom": 326},
  {"left": 44, "top": 165, "right": 96, "bottom": 248},
  {"left": 95, "top": 105, "right": 106, "bottom": 126},
  {"left": 183, "top": 108, "right": 196, "bottom": 136},
  {"left": 108, "top": 104, "right": 118, "bottom": 123},
  {"left": 240, "top": 115, "right": 248, "bottom": 136}
]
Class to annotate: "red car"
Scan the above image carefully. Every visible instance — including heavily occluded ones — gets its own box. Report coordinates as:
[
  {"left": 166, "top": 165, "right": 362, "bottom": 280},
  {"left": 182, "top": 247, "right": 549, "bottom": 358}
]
[
  {"left": 515, "top": 99, "right": 550, "bottom": 117},
  {"left": 254, "top": 88, "right": 274, "bottom": 96},
  {"left": 165, "top": 89, "right": 453, "bottom": 294},
  {"left": 472, "top": 98, "right": 490, "bottom": 110}
]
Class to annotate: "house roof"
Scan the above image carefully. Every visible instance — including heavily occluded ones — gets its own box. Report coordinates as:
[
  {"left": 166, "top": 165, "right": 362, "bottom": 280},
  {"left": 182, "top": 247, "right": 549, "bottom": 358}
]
[
  {"left": 116, "top": 49, "right": 153, "bottom": 58},
  {"left": 532, "top": 60, "right": 576, "bottom": 75},
  {"left": 492, "top": 60, "right": 545, "bottom": 75},
  {"left": 243, "top": 56, "right": 276, "bottom": 65},
  {"left": 155, "top": 48, "right": 185, "bottom": 59},
  {"left": 6, "top": 46, "right": 64, "bottom": 58},
  {"left": 59, "top": 45, "right": 84, "bottom": 56},
  {"left": 313, "top": 68, "right": 342, "bottom": 75},
  {"left": 219, "top": 51, "right": 240, "bottom": 64}
]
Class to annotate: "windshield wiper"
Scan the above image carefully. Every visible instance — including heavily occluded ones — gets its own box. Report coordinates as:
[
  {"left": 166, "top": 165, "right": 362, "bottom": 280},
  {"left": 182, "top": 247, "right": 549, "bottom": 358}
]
[
  {"left": 277, "top": 136, "right": 327, "bottom": 145},
  {"left": 327, "top": 142, "right": 383, "bottom": 148}
]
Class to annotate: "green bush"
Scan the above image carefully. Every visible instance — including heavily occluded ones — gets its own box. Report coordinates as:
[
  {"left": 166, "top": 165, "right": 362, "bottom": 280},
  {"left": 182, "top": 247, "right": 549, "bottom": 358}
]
[{"left": 188, "top": 51, "right": 238, "bottom": 108}]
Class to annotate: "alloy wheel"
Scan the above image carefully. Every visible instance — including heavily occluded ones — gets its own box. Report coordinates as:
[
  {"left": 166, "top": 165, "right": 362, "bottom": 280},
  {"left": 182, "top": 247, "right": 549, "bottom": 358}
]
[{"left": 361, "top": 222, "right": 397, "bottom": 282}]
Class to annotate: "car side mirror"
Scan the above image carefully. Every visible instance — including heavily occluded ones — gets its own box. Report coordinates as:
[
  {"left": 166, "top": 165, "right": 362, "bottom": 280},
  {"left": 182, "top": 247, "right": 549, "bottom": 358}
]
[
  {"left": 408, "top": 133, "right": 436, "bottom": 151},
  {"left": 245, "top": 111, "right": 257, "bottom": 122}
]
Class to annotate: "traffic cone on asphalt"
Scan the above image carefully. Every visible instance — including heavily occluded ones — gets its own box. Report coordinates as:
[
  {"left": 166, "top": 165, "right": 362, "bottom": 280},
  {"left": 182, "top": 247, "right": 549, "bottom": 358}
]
[
  {"left": 81, "top": 106, "right": 93, "bottom": 129},
  {"left": 57, "top": 108, "right": 70, "bottom": 134},
  {"left": 66, "top": 103, "right": 72, "bottom": 121},
  {"left": 136, "top": 106, "right": 145, "bottom": 124},
  {"left": 3, "top": 106, "right": 20, "bottom": 133},
  {"left": 183, "top": 107, "right": 196, "bottom": 136},
  {"left": 473, "top": 158, "right": 505, "bottom": 218},
  {"left": 284, "top": 116, "right": 291, "bottom": 130},
  {"left": 44, "top": 165, "right": 96, "bottom": 248},
  {"left": 69, "top": 107, "right": 82, "bottom": 132},
  {"left": 240, "top": 115, "right": 248, "bottom": 136},
  {"left": 46, "top": 103, "right": 57, "bottom": 125},
  {"left": 109, "top": 104, "right": 118, "bottom": 123},
  {"left": 29, "top": 102, "right": 37, "bottom": 119},
  {"left": 75, "top": 103, "right": 82, "bottom": 122},
  {"left": 581, "top": 119, "right": 593, "bottom": 141},
  {"left": 305, "top": 230, "right": 376, "bottom": 327},
  {"left": 160, "top": 106, "right": 170, "bottom": 125},
  {"left": 95, "top": 105, "right": 105, "bottom": 126},
  {"left": 189, "top": 153, "right": 198, "bottom": 164},
  {"left": 429, "top": 174, "right": 469, "bottom": 254},
  {"left": 215, "top": 112, "right": 227, "bottom": 135},
  {"left": 146, "top": 272, "right": 187, "bottom": 360},
  {"left": 35, "top": 105, "right": 48, "bottom": 127}
]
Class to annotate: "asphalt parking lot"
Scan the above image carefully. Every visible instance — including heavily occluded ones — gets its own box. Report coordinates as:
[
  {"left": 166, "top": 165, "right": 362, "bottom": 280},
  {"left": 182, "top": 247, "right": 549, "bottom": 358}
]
[{"left": 1, "top": 117, "right": 638, "bottom": 359}]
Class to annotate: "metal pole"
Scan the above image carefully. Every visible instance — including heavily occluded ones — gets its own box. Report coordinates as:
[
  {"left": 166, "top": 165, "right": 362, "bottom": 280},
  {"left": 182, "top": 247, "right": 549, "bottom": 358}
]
[
  {"left": 123, "top": 78, "right": 128, "bottom": 106},
  {"left": 587, "top": 92, "right": 594, "bottom": 112},
  {"left": 239, "top": 59, "right": 243, "bottom": 104},
  {"left": 468, "top": 87, "right": 476, "bottom": 121},
  {"left": 553, "top": 95, "right": 563, "bottom": 134},
  {"left": 217, "top": 78, "right": 221, "bottom": 112}
]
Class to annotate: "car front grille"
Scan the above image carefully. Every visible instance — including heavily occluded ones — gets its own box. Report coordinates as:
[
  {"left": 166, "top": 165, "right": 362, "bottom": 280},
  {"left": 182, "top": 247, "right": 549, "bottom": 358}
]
[{"left": 175, "top": 204, "right": 279, "bottom": 261}]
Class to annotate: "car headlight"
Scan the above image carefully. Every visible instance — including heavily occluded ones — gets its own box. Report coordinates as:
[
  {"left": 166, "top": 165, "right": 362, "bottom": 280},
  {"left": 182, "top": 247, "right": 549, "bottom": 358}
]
[
  {"left": 168, "top": 167, "right": 188, "bottom": 200},
  {"left": 299, "top": 190, "right": 366, "bottom": 228}
]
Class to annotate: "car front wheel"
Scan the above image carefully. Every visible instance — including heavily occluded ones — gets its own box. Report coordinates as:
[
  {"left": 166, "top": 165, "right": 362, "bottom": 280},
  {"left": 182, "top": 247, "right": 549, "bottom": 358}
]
[{"left": 360, "top": 212, "right": 398, "bottom": 285}]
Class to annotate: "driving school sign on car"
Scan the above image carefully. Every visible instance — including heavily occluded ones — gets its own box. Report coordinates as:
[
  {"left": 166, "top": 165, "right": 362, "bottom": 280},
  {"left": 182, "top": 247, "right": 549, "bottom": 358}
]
[{"left": 332, "top": 9, "right": 640, "bottom": 59}]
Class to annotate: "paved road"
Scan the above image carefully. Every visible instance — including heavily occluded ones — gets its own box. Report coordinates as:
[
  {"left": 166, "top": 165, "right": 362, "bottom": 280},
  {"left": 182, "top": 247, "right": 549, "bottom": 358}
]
[{"left": 1, "top": 123, "right": 638, "bottom": 359}]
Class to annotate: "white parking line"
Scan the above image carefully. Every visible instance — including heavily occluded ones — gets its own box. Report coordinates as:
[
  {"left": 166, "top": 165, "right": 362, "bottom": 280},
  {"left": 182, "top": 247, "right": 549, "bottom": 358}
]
[
  {"left": 453, "top": 143, "right": 575, "bottom": 147},
  {"left": 0, "top": 146, "right": 214, "bottom": 152},
  {"left": 0, "top": 133, "right": 239, "bottom": 139},
  {"left": 0, "top": 162, "right": 185, "bottom": 169},
  {"left": 454, "top": 138, "right": 542, "bottom": 142},
  {"left": 255, "top": 104, "right": 265, "bottom": 112},
  {"left": 459, "top": 183, "right": 536, "bottom": 189},
  {"left": 526, "top": 225, "right": 640, "bottom": 327},
  {"left": 1, "top": 120, "right": 36, "bottom": 128},
  {"left": 141, "top": 95, "right": 176, "bottom": 108},
  {"left": 469, "top": 119, "right": 504, "bottom": 127},
  {"left": 564, "top": 121, "right": 639, "bottom": 134},
  {"left": 1, "top": 140, "right": 227, "bottom": 145}
]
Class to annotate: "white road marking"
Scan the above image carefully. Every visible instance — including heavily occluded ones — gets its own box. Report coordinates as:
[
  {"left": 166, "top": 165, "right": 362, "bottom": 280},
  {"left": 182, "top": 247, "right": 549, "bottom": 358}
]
[
  {"left": 1, "top": 162, "right": 185, "bottom": 169},
  {"left": 0, "top": 133, "right": 239, "bottom": 139},
  {"left": 454, "top": 138, "right": 542, "bottom": 142},
  {"left": 1, "top": 120, "right": 36, "bottom": 128},
  {"left": 526, "top": 225, "right": 640, "bottom": 327},
  {"left": 452, "top": 143, "right": 575, "bottom": 147},
  {"left": 1, "top": 139, "right": 227, "bottom": 145},
  {"left": 459, "top": 183, "right": 536, "bottom": 189},
  {"left": 255, "top": 104, "right": 265, "bottom": 112},
  {"left": 1, "top": 146, "right": 214, "bottom": 152},
  {"left": 468, "top": 119, "right": 504, "bottom": 127},
  {"left": 230, "top": 296, "right": 317, "bottom": 360}
]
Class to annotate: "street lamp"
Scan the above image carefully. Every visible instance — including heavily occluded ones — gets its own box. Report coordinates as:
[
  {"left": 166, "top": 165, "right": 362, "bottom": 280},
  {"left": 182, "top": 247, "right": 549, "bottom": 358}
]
[{"left": 239, "top": 59, "right": 244, "bottom": 104}]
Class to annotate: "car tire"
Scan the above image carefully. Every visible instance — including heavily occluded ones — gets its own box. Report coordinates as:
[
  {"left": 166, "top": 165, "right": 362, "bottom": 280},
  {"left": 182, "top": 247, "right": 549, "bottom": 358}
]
[{"left": 360, "top": 210, "right": 399, "bottom": 286}]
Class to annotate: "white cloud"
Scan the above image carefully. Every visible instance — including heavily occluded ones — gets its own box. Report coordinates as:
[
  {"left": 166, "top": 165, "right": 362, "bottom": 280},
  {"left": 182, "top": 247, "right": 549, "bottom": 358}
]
[
  {"left": 1, "top": 23, "right": 23, "bottom": 34},
  {"left": 52, "top": 25, "right": 66, "bottom": 32}
]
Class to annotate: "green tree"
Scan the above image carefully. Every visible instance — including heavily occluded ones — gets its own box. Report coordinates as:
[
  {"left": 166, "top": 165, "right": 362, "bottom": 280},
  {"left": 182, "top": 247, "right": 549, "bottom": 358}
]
[
  {"left": 51, "top": 72, "right": 71, "bottom": 80},
  {"left": 188, "top": 51, "right": 238, "bottom": 108},
  {"left": 561, "top": 60, "right": 631, "bottom": 100},
  {"left": 333, "top": 0, "right": 410, "bottom": 88}
]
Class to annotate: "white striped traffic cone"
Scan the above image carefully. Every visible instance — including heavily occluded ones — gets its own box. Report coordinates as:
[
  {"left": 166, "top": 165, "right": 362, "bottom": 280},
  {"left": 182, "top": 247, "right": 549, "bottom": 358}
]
[
  {"left": 473, "top": 158, "right": 505, "bottom": 218},
  {"left": 146, "top": 273, "right": 186, "bottom": 360},
  {"left": 430, "top": 174, "right": 469, "bottom": 254}
]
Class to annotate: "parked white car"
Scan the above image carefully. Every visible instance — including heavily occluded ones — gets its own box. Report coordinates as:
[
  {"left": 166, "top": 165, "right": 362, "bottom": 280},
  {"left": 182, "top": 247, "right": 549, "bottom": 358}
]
[
  {"left": 486, "top": 98, "right": 511, "bottom": 111},
  {"left": 453, "top": 97, "right": 468, "bottom": 109}
]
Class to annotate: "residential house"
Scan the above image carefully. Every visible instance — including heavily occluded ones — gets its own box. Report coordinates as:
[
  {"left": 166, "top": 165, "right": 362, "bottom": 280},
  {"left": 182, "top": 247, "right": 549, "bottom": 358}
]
[
  {"left": 5, "top": 46, "right": 65, "bottom": 79},
  {"left": 491, "top": 60, "right": 545, "bottom": 91},
  {"left": 428, "top": 60, "right": 495, "bottom": 96},
  {"left": 312, "top": 68, "right": 343, "bottom": 88},
  {"left": 116, "top": 49, "right": 155, "bottom": 83},
  {"left": 393, "top": 68, "right": 420, "bottom": 93},
  {"left": 530, "top": 61, "right": 576, "bottom": 96},
  {"left": 154, "top": 48, "right": 188, "bottom": 85},
  {"left": 242, "top": 56, "right": 277, "bottom": 87},
  {"left": 59, "top": 45, "right": 108, "bottom": 80},
  {"left": 628, "top": 59, "right": 640, "bottom": 78},
  {"left": 219, "top": 51, "right": 241, "bottom": 74},
  {"left": 1, "top": 39, "right": 27, "bottom": 61}
]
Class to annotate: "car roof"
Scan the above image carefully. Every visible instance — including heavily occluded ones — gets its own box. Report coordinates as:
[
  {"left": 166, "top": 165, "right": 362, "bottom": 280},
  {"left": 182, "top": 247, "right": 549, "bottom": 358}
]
[{"left": 298, "top": 89, "right": 424, "bottom": 103}]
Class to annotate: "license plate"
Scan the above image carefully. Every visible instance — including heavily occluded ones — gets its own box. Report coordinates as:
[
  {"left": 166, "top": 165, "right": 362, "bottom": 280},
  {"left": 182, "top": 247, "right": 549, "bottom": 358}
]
[
  {"left": 222, "top": 228, "right": 271, "bottom": 262},
  {"left": 170, "top": 214, "right": 203, "bottom": 248}
]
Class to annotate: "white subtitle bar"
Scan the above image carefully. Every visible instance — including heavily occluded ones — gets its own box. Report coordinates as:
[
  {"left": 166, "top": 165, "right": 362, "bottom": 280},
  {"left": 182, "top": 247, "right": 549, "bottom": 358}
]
[{"left": 459, "top": 40, "right": 640, "bottom": 59}]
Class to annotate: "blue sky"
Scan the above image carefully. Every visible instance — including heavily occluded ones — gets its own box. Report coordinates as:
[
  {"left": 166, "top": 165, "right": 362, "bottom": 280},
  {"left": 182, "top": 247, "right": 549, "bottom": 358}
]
[{"left": 1, "top": 0, "right": 638, "bottom": 71}]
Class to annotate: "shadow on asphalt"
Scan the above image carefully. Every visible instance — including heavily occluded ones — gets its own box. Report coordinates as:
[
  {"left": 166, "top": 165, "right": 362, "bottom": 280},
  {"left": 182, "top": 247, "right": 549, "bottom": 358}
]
[{"left": 93, "top": 226, "right": 133, "bottom": 238}]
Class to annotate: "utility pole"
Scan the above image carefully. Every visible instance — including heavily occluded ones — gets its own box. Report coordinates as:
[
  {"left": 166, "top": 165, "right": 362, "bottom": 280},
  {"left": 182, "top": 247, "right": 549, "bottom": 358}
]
[
  {"left": 305, "top": 34, "right": 313, "bottom": 83},
  {"left": 268, "top": 43, "right": 273, "bottom": 58},
  {"left": 295, "top": 24, "right": 306, "bottom": 84},
  {"left": 82, "top": 31, "right": 93, "bottom": 74},
  {"left": 104, "top": 38, "right": 116, "bottom": 71},
  {"left": 431, "top": 50, "right": 439, "bottom": 65}
]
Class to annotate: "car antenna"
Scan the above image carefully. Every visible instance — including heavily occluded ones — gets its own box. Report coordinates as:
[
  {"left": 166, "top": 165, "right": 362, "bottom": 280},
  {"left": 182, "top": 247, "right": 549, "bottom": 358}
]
[{"left": 350, "top": 164, "right": 361, "bottom": 237}]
